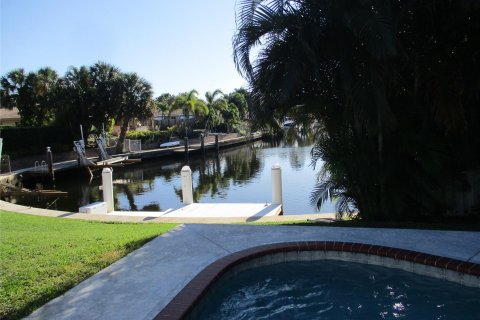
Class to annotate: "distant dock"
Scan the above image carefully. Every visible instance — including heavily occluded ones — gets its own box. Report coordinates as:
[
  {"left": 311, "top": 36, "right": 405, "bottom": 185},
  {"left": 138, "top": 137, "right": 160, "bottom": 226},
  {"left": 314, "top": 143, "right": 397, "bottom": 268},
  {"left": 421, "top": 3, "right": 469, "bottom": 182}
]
[{"left": 0, "top": 133, "right": 263, "bottom": 184}]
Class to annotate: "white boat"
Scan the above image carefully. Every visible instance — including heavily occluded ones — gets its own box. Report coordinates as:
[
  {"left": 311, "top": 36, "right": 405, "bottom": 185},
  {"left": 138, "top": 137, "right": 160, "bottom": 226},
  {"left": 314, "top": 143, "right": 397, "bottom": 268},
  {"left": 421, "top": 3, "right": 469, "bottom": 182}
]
[
  {"left": 160, "top": 138, "right": 181, "bottom": 148},
  {"left": 282, "top": 119, "right": 294, "bottom": 129}
]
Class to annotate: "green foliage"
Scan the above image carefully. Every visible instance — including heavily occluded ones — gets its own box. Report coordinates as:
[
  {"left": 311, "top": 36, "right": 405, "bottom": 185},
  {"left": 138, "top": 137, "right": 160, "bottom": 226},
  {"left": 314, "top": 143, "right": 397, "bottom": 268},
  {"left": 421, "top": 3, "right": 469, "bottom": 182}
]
[
  {"left": 234, "top": 0, "right": 480, "bottom": 221},
  {"left": 125, "top": 130, "right": 170, "bottom": 142},
  {"left": 0, "top": 126, "right": 74, "bottom": 157},
  {"left": 1, "top": 68, "right": 59, "bottom": 126},
  {"left": 0, "top": 210, "right": 176, "bottom": 320},
  {"left": 115, "top": 72, "right": 154, "bottom": 152}
]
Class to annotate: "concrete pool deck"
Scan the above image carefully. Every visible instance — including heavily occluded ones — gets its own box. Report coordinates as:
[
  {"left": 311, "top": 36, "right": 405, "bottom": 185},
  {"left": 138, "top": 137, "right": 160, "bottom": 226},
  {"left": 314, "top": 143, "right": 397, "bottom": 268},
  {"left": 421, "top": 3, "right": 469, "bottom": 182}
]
[{"left": 24, "top": 222, "right": 480, "bottom": 320}]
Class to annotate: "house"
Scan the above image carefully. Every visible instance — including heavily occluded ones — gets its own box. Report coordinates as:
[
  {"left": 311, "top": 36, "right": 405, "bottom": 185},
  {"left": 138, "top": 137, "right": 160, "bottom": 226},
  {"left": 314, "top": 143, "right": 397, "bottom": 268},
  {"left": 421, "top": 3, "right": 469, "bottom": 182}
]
[
  {"left": 0, "top": 108, "right": 20, "bottom": 126},
  {"left": 153, "top": 109, "right": 192, "bottom": 129}
]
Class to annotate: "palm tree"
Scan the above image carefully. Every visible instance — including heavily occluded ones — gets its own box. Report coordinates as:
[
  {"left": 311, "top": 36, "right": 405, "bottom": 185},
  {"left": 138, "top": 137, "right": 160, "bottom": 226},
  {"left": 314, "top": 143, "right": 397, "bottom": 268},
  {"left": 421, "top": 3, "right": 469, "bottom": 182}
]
[
  {"left": 233, "top": 0, "right": 399, "bottom": 220},
  {"left": 155, "top": 93, "right": 175, "bottom": 128},
  {"left": 204, "top": 89, "right": 227, "bottom": 132},
  {"left": 1, "top": 67, "right": 59, "bottom": 126},
  {"left": 234, "top": 0, "right": 480, "bottom": 221},
  {"left": 1, "top": 68, "right": 27, "bottom": 111},
  {"left": 56, "top": 66, "right": 93, "bottom": 137},
  {"left": 89, "top": 62, "right": 122, "bottom": 132},
  {"left": 173, "top": 89, "right": 208, "bottom": 137},
  {"left": 115, "top": 73, "right": 154, "bottom": 153}
]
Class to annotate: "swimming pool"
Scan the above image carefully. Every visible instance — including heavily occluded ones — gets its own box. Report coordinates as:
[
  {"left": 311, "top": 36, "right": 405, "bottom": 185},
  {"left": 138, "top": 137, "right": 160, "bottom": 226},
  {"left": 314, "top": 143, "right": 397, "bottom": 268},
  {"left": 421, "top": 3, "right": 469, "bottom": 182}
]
[{"left": 189, "top": 260, "right": 480, "bottom": 319}]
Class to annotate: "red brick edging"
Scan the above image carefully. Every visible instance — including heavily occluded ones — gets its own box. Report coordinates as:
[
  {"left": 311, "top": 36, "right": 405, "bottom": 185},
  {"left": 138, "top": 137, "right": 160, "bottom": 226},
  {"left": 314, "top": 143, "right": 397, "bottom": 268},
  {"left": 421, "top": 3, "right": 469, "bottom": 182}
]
[{"left": 154, "top": 241, "right": 480, "bottom": 320}]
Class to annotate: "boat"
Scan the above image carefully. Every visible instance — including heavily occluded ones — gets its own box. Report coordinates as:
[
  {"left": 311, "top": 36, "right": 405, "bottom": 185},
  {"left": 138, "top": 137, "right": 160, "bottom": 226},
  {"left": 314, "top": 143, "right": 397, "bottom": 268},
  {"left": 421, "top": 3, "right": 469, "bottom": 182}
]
[
  {"left": 160, "top": 138, "right": 181, "bottom": 148},
  {"left": 282, "top": 119, "right": 294, "bottom": 129}
]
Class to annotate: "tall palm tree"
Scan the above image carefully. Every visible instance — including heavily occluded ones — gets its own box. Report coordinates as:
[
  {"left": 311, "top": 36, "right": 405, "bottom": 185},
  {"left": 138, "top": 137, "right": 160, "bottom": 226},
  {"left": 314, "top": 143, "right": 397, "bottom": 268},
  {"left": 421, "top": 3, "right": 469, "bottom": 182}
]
[
  {"left": 1, "top": 68, "right": 27, "bottom": 111},
  {"left": 89, "top": 62, "right": 122, "bottom": 132},
  {"left": 155, "top": 93, "right": 175, "bottom": 128},
  {"left": 56, "top": 66, "right": 93, "bottom": 137},
  {"left": 115, "top": 73, "right": 154, "bottom": 153},
  {"left": 1, "top": 67, "right": 59, "bottom": 126},
  {"left": 233, "top": 0, "right": 399, "bottom": 220},
  {"left": 173, "top": 89, "right": 208, "bottom": 137},
  {"left": 204, "top": 89, "right": 227, "bottom": 132},
  {"left": 234, "top": 0, "right": 480, "bottom": 221}
]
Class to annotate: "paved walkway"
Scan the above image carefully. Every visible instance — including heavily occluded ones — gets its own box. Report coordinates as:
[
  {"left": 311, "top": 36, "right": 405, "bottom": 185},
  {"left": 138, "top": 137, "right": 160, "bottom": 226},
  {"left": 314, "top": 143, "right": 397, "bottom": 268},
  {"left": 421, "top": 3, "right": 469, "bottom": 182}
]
[{"left": 25, "top": 223, "right": 480, "bottom": 320}]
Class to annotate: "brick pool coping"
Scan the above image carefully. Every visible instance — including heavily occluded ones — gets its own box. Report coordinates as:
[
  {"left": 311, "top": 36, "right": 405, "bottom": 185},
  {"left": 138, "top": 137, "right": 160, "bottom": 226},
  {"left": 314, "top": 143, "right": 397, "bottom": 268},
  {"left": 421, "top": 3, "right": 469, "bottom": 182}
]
[{"left": 155, "top": 241, "right": 480, "bottom": 320}]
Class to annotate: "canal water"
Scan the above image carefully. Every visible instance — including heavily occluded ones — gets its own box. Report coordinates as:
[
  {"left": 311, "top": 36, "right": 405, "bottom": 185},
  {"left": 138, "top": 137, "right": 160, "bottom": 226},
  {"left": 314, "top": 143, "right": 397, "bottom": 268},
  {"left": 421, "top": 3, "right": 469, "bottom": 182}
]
[{"left": 10, "top": 139, "right": 336, "bottom": 215}]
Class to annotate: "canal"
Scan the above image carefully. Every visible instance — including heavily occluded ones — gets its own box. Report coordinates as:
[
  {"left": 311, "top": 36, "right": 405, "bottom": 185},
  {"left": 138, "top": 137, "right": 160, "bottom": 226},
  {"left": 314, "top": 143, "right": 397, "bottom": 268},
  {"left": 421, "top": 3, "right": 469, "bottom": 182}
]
[{"left": 10, "top": 139, "right": 336, "bottom": 215}]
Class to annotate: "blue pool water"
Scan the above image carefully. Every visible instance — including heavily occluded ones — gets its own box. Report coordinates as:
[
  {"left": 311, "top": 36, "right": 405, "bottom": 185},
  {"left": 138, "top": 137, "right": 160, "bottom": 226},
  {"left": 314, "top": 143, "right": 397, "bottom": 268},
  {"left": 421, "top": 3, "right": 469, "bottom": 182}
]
[{"left": 190, "top": 260, "right": 480, "bottom": 319}]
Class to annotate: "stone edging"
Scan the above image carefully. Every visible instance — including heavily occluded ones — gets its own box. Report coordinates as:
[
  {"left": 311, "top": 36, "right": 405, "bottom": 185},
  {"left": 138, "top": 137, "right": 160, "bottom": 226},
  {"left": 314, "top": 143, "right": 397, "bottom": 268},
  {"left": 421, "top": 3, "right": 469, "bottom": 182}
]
[{"left": 154, "top": 241, "right": 480, "bottom": 320}]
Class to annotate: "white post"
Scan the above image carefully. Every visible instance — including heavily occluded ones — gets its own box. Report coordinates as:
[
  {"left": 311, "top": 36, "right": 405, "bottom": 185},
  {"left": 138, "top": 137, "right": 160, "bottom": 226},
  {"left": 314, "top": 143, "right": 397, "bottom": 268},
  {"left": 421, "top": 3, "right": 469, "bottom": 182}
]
[
  {"left": 80, "top": 125, "right": 84, "bottom": 142},
  {"left": 102, "top": 168, "right": 114, "bottom": 212},
  {"left": 181, "top": 166, "right": 194, "bottom": 205},
  {"left": 272, "top": 164, "right": 283, "bottom": 206}
]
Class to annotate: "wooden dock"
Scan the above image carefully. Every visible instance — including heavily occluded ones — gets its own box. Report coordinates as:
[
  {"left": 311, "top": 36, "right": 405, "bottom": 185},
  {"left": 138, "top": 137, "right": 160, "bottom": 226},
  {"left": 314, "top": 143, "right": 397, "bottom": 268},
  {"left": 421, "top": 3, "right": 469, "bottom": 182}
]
[{"left": 0, "top": 133, "right": 263, "bottom": 183}]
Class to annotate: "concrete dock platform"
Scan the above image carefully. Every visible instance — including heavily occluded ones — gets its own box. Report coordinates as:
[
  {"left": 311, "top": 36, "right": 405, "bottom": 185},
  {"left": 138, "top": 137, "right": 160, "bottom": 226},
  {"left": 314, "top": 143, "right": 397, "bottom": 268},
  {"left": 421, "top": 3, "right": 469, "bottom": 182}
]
[{"left": 0, "top": 200, "right": 335, "bottom": 223}]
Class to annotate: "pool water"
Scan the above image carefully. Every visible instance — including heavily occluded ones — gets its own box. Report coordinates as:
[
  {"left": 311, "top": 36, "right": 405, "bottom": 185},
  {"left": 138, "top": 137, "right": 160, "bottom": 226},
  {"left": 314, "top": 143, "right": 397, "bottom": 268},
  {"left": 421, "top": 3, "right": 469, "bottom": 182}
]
[{"left": 190, "top": 260, "right": 480, "bottom": 319}]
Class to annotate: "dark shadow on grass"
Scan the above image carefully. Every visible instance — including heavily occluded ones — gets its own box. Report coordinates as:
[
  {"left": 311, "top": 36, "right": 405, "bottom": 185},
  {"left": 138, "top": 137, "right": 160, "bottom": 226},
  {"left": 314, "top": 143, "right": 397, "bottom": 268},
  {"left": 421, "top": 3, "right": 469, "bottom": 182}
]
[{"left": 262, "top": 219, "right": 480, "bottom": 231}]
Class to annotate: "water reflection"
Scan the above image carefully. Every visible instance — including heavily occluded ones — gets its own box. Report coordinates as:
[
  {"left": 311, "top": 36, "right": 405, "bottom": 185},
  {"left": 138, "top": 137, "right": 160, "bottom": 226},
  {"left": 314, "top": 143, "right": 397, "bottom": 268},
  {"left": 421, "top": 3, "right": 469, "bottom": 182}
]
[{"left": 6, "top": 138, "right": 335, "bottom": 214}]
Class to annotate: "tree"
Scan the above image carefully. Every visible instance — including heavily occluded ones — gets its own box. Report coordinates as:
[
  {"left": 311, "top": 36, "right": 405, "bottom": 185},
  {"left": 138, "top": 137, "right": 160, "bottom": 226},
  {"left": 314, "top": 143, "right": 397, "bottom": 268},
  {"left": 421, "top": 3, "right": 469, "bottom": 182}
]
[
  {"left": 234, "top": 0, "right": 480, "bottom": 221},
  {"left": 89, "top": 62, "right": 122, "bottom": 133},
  {"left": 172, "top": 90, "right": 208, "bottom": 137},
  {"left": 221, "top": 102, "right": 240, "bottom": 133},
  {"left": 155, "top": 93, "right": 175, "bottom": 128},
  {"left": 1, "top": 68, "right": 28, "bottom": 111},
  {"left": 55, "top": 66, "right": 94, "bottom": 137},
  {"left": 226, "top": 89, "right": 248, "bottom": 120},
  {"left": 204, "top": 89, "right": 227, "bottom": 132},
  {"left": 1, "top": 67, "right": 59, "bottom": 126},
  {"left": 115, "top": 73, "right": 154, "bottom": 153}
]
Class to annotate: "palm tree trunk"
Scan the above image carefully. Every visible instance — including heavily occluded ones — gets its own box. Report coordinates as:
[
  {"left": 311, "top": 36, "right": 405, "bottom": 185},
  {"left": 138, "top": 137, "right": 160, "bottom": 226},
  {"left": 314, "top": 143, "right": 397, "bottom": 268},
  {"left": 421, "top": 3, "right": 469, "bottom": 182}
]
[{"left": 116, "top": 118, "right": 130, "bottom": 153}]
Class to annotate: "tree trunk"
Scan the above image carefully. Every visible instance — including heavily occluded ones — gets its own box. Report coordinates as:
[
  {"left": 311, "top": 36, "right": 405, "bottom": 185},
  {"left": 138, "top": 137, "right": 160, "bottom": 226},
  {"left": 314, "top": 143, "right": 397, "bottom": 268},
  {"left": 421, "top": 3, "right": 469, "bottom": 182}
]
[{"left": 116, "top": 118, "right": 130, "bottom": 153}]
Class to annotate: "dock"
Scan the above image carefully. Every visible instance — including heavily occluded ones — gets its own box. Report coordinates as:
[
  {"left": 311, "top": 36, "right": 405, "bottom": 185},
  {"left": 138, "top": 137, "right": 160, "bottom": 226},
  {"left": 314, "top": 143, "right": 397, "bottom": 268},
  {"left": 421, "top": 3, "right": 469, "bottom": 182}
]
[
  {"left": 106, "top": 203, "right": 282, "bottom": 220},
  {"left": 0, "top": 133, "right": 263, "bottom": 184},
  {"left": 0, "top": 199, "right": 335, "bottom": 224}
]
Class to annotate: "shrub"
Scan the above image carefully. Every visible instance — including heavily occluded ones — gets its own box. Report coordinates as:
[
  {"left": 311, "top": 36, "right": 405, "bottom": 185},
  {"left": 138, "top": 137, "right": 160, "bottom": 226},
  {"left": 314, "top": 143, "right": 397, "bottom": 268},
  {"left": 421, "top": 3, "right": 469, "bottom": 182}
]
[
  {"left": 125, "top": 130, "right": 170, "bottom": 143},
  {"left": 0, "top": 126, "right": 74, "bottom": 157}
]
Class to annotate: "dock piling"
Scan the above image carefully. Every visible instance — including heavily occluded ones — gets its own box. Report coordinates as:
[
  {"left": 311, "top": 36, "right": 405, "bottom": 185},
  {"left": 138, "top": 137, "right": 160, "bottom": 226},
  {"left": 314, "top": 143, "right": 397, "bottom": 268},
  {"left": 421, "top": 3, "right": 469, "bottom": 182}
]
[
  {"left": 215, "top": 135, "right": 219, "bottom": 153},
  {"left": 102, "top": 168, "right": 114, "bottom": 212},
  {"left": 181, "top": 166, "right": 194, "bottom": 204},
  {"left": 271, "top": 164, "right": 283, "bottom": 207},
  {"left": 46, "top": 146, "right": 55, "bottom": 180},
  {"left": 184, "top": 137, "right": 189, "bottom": 159},
  {"left": 200, "top": 134, "right": 205, "bottom": 156}
]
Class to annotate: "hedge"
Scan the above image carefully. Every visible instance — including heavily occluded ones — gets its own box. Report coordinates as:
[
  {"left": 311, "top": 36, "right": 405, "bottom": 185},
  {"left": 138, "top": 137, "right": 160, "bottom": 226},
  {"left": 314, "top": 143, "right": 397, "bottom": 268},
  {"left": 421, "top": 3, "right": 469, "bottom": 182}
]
[
  {"left": 125, "top": 130, "right": 170, "bottom": 143},
  {"left": 0, "top": 126, "right": 74, "bottom": 157}
]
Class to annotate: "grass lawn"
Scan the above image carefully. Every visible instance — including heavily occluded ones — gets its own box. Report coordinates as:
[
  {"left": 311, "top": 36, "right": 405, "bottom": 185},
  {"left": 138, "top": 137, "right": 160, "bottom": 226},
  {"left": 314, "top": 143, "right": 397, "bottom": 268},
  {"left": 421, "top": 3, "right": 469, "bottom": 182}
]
[{"left": 0, "top": 210, "right": 177, "bottom": 320}]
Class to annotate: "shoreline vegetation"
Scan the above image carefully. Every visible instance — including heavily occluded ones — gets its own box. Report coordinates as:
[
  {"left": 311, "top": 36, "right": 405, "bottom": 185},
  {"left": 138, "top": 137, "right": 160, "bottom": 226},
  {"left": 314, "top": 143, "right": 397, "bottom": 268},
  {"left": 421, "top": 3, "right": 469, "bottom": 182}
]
[{"left": 0, "top": 210, "right": 177, "bottom": 320}]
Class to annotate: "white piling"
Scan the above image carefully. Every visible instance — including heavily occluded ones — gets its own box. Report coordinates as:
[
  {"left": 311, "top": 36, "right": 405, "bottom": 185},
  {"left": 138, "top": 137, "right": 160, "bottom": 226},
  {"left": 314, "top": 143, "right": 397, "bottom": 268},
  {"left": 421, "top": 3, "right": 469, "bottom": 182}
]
[
  {"left": 181, "top": 166, "right": 194, "bottom": 205},
  {"left": 102, "top": 168, "right": 114, "bottom": 212},
  {"left": 271, "top": 164, "right": 283, "bottom": 206}
]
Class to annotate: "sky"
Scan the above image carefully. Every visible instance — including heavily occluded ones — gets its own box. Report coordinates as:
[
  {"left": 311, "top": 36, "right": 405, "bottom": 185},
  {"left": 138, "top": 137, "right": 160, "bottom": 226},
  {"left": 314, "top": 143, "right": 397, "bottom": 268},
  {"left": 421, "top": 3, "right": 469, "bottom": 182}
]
[{"left": 0, "top": 0, "right": 248, "bottom": 98}]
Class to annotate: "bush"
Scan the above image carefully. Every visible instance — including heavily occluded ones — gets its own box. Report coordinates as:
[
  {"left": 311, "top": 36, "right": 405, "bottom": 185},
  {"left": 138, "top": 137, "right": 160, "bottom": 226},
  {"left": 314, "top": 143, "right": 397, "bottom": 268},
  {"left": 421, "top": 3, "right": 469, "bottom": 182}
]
[
  {"left": 0, "top": 126, "right": 74, "bottom": 157},
  {"left": 125, "top": 130, "right": 170, "bottom": 143}
]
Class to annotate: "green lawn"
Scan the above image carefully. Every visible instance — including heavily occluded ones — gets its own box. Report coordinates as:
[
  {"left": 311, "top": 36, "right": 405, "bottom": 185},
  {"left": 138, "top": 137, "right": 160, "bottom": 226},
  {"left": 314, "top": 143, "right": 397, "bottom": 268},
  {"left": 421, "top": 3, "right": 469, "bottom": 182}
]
[{"left": 0, "top": 210, "right": 177, "bottom": 320}]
